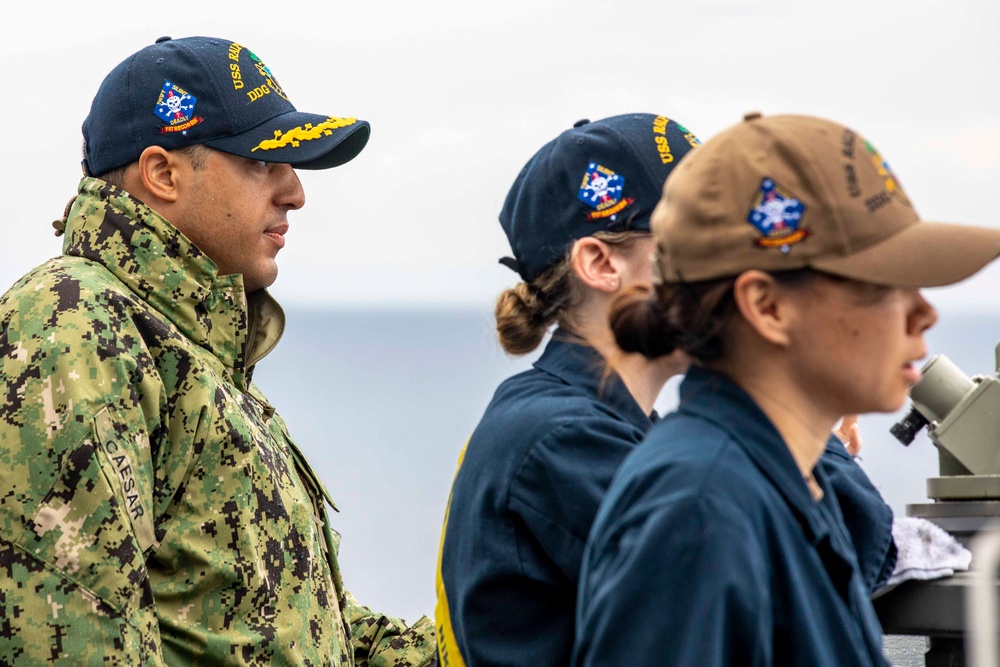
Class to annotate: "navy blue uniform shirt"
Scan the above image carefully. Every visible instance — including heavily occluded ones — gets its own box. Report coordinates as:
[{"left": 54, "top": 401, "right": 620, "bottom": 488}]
[
  {"left": 437, "top": 335, "right": 893, "bottom": 667},
  {"left": 821, "top": 435, "right": 897, "bottom": 593},
  {"left": 437, "top": 332, "right": 654, "bottom": 666},
  {"left": 573, "top": 366, "right": 890, "bottom": 667}
]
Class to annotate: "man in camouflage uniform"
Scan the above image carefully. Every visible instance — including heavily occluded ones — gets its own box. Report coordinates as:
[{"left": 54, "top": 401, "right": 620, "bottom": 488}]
[{"left": 0, "top": 36, "right": 436, "bottom": 666}]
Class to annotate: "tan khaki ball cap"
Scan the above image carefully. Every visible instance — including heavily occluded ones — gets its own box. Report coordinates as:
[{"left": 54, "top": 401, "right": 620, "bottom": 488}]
[{"left": 653, "top": 112, "right": 1000, "bottom": 288}]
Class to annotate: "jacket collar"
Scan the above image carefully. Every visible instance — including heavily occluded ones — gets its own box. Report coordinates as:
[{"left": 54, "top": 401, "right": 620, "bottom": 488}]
[
  {"left": 61, "top": 178, "right": 285, "bottom": 385},
  {"left": 533, "top": 328, "right": 655, "bottom": 433},
  {"left": 677, "top": 365, "right": 837, "bottom": 543}
]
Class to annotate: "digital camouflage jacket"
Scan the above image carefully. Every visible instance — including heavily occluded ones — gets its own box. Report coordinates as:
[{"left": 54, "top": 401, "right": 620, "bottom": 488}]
[{"left": 0, "top": 178, "right": 436, "bottom": 666}]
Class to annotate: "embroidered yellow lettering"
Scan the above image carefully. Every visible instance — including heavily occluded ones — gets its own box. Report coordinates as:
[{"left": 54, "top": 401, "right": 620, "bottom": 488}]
[
  {"left": 588, "top": 197, "right": 634, "bottom": 219},
  {"left": 161, "top": 117, "right": 203, "bottom": 134},
  {"left": 656, "top": 135, "right": 674, "bottom": 164},
  {"left": 252, "top": 117, "right": 359, "bottom": 152},
  {"left": 247, "top": 85, "right": 270, "bottom": 102},
  {"left": 228, "top": 42, "right": 243, "bottom": 61},
  {"left": 653, "top": 115, "right": 669, "bottom": 135},
  {"left": 230, "top": 63, "right": 243, "bottom": 90}
]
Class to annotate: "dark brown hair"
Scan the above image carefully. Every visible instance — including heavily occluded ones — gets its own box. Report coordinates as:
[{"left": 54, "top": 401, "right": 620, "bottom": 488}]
[
  {"left": 610, "top": 268, "right": 818, "bottom": 362},
  {"left": 96, "top": 144, "right": 212, "bottom": 188},
  {"left": 495, "top": 231, "right": 648, "bottom": 355}
]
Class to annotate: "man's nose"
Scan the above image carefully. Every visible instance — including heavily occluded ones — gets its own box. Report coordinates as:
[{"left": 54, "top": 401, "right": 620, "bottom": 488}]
[{"left": 274, "top": 163, "right": 305, "bottom": 210}]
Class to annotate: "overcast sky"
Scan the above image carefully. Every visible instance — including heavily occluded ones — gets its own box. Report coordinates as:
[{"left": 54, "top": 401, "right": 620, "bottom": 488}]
[{"left": 4, "top": 0, "right": 999, "bottom": 312}]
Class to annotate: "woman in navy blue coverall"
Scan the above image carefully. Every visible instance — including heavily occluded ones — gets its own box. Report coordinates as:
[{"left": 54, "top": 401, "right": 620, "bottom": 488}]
[
  {"left": 573, "top": 112, "right": 1000, "bottom": 666},
  {"left": 436, "top": 114, "right": 896, "bottom": 667}
]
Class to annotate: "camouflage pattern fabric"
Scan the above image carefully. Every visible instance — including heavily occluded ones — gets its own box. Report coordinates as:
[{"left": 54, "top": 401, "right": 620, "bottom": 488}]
[{"left": 0, "top": 178, "right": 437, "bottom": 666}]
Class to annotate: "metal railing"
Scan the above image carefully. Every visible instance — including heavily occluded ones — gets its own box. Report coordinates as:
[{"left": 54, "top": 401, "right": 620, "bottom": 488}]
[{"left": 967, "top": 522, "right": 1000, "bottom": 666}]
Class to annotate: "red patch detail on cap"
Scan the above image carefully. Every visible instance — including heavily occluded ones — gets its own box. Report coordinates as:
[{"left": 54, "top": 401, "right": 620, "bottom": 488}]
[
  {"left": 160, "top": 117, "right": 204, "bottom": 134},
  {"left": 754, "top": 229, "right": 811, "bottom": 249},
  {"left": 586, "top": 197, "right": 634, "bottom": 221}
]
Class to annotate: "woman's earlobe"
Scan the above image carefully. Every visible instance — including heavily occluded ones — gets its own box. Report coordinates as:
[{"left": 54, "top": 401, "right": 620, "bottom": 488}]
[{"left": 571, "top": 237, "right": 619, "bottom": 292}]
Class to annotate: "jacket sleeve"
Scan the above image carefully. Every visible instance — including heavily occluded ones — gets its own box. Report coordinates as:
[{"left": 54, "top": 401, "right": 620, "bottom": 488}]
[
  {"left": 574, "top": 498, "right": 769, "bottom": 667},
  {"left": 0, "top": 293, "right": 163, "bottom": 664},
  {"left": 344, "top": 591, "right": 438, "bottom": 667},
  {"left": 508, "top": 416, "right": 642, "bottom": 582},
  {"left": 818, "top": 438, "right": 897, "bottom": 593}
]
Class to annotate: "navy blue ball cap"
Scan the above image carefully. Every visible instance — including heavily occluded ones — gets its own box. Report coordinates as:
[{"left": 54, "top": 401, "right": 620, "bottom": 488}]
[
  {"left": 498, "top": 113, "right": 701, "bottom": 283},
  {"left": 81, "top": 36, "right": 370, "bottom": 177}
]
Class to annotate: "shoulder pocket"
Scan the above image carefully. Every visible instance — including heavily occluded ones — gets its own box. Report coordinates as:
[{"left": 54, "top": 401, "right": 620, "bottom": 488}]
[{"left": 14, "top": 406, "right": 154, "bottom": 613}]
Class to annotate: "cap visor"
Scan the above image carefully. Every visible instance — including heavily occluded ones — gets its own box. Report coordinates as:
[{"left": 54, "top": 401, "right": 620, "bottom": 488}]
[
  {"left": 205, "top": 112, "right": 370, "bottom": 169},
  {"left": 812, "top": 221, "right": 1000, "bottom": 288}
]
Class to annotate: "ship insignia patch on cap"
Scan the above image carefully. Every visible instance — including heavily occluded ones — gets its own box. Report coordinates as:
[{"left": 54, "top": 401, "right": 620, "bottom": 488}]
[
  {"left": 248, "top": 49, "right": 288, "bottom": 101},
  {"left": 747, "top": 178, "right": 809, "bottom": 253},
  {"left": 577, "top": 163, "right": 634, "bottom": 221},
  {"left": 864, "top": 140, "right": 911, "bottom": 207},
  {"left": 154, "top": 81, "right": 203, "bottom": 134}
]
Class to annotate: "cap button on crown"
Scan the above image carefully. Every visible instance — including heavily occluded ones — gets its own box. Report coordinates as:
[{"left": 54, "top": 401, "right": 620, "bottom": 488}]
[
  {"left": 155, "top": 35, "right": 172, "bottom": 43},
  {"left": 743, "top": 111, "right": 764, "bottom": 122},
  {"left": 573, "top": 118, "right": 590, "bottom": 128}
]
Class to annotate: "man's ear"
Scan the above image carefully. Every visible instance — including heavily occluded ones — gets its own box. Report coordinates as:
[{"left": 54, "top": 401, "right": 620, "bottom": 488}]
[
  {"left": 732, "top": 270, "right": 794, "bottom": 347},
  {"left": 134, "top": 145, "right": 181, "bottom": 203},
  {"left": 570, "top": 237, "right": 621, "bottom": 293}
]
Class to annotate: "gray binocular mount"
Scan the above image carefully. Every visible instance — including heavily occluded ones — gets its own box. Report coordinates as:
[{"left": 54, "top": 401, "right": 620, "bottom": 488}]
[{"left": 892, "top": 349, "right": 1000, "bottom": 504}]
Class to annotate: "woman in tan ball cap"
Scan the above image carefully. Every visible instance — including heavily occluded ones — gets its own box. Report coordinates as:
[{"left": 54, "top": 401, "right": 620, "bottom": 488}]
[{"left": 572, "top": 112, "right": 1000, "bottom": 667}]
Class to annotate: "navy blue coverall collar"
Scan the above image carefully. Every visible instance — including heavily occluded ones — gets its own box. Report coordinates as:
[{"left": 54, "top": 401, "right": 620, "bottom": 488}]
[
  {"left": 533, "top": 329, "right": 656, "bottom": 433},
  {"left": 678, "top": 365, "right": 841, "bottom": 546}
]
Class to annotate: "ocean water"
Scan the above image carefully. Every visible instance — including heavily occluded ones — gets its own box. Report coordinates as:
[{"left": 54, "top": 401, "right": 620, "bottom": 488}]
[
  {"left": 254, "top": 306, "right": 529, "bottom": 624},
  {"left": 254, "top": 305, "right": 1000, "bottom": 633}
]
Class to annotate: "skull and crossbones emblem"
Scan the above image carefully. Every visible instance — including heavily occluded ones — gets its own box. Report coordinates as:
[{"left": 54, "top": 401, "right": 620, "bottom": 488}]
[
  {"left": 154, "top": 81, "right": 198, "bottom": 126},
  {"left": 163, "top": 90, "right": 193, "bottom": 120},
  {"left": 582, "top": 173, "right": 614, "bottom": 204},
  {"left": 578, "top": 163, "right": 624, "bottom": 208}
]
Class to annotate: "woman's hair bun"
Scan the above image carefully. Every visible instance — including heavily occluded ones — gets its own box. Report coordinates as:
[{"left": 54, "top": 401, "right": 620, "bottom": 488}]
[{"left": 609, "top": 284, "right": 678, "bottom": 359}]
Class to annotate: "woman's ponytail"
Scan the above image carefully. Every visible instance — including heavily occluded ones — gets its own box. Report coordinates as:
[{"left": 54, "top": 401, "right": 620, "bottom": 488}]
[{"left": 609, "top": 283, "right": 679, "bottom": 359}]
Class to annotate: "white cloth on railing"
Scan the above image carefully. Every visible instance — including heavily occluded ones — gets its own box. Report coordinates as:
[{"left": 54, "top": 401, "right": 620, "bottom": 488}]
[{"left": 873, "top": 516, "right": 972, "bottom": 598}]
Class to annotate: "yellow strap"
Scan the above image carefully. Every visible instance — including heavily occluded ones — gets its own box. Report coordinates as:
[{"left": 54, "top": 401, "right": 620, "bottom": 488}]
[{"left": 435, "top": 440, "right": 470, "bottom": 667}]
